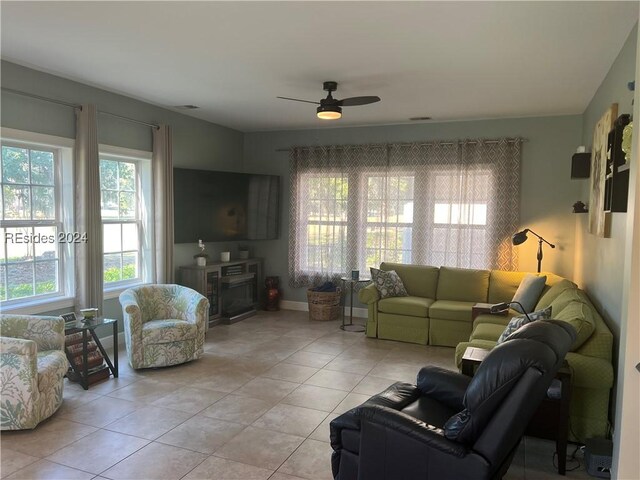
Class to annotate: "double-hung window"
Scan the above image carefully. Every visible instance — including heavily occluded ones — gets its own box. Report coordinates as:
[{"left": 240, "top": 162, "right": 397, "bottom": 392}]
[
  {"left": 99, "top": 149, "right": 153, "bottom": 291},
  {"left": 289, "top": 141, "right": 520, "bottom": 286},
  {"left": 299, "top": 172, "right": 349, "bottom": 275},
  {"left": 363, "top": 173, "right": 415, "bottom": 268},
  {"left": 429, "top": 169, "right": 491, "bottom": 268},
  {"left": 0, "top": 134, "right": 74, "bottom": 307}
]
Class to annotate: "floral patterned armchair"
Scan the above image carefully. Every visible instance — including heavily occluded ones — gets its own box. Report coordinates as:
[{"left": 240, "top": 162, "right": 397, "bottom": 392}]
[
  {"left": 0, "top": 314, "right": 68, "bottom": 430},
  {"left": 119, "top": 284, "right": 209, "bottom": 369}
]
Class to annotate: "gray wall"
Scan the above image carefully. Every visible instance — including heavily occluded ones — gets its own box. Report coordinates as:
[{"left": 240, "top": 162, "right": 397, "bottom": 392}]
[
  {"left": 1, "top": 61, "right": 244, "bottom": 326},
  {"left": 574, "top": 24, "right": 638, "bottom": 427},
  {"left": 575, "top": 25, "right": 637, "bottom": 339},
  {"left": 243, "top": 115, "right": 583, "bottom": 303}
]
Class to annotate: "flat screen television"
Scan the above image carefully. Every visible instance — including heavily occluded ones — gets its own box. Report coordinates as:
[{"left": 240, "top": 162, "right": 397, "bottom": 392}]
[{"left": 173, "top": 168, "right": 280, "bottom": 243}]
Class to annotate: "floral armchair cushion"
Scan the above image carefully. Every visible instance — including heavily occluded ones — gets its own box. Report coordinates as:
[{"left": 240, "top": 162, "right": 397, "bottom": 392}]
[
  {"left": 119, "top": 284, "right": 209, "bottom": 369},
  {"left": 1, "top": 314, "right": 67, "bottom": 430}
]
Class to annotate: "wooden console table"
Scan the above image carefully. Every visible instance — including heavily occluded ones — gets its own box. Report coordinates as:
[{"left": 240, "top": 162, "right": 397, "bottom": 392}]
[{"left": 179, "top": 258, "right": 263, "bottom": 327}]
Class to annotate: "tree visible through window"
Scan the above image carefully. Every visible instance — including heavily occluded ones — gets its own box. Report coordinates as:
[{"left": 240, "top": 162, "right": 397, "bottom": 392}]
[
  {"left": 301, "top": 173, "right": 349, "bottom": 275},
  {"left": 100, "top": 158, "right": 139, "bottom": 284},
  {"left": 289, "top": 141, "right": 521, "bottom": 286},
  {"left": 0, "top": 144, "right": 60, "bottom": 301}
]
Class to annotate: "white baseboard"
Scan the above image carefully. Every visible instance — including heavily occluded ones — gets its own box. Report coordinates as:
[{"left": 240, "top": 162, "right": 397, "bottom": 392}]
[{"left": 280, "top": 300, "right": 368, "bottom": 319}]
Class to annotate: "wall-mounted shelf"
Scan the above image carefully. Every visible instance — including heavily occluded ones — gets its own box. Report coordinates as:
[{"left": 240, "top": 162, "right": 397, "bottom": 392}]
[{"left": 604, "top": 114, "right": 631, "bottom": 213}]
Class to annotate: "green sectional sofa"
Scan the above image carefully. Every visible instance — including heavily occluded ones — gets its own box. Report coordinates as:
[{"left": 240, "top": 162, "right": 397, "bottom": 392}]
[{"left": 358, "top": 262, "right": 614, "bottom": 441}]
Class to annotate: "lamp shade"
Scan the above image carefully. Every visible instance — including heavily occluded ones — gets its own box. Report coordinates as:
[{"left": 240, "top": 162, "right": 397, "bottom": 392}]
[{"left": 512, "top": 229, "right": 529, "bottom": 245}]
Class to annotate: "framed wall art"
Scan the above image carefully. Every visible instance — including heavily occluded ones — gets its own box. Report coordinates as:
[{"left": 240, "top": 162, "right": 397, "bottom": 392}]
[{"left": 588, "top": 103, "right": 617, "bottom": 237}]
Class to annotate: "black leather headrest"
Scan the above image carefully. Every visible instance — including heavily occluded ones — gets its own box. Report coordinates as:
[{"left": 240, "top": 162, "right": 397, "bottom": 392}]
[{"left": 444, "top": 320, "right": 576, "bottom": 444}]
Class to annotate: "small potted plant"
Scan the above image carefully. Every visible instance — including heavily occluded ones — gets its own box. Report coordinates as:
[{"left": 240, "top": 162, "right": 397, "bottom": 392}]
[
  {"left": 194, "top": 239, "right": 209, "bottom": 266},
  {"left": 238, "top": 245, "right": 250, "bottom": 259}
]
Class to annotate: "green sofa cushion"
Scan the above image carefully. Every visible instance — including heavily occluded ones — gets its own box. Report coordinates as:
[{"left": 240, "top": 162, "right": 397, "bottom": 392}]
[
  {"left": 378, "top": 296, "right": 434, "bottom": 318},
  {"left": 549, "top": 287, "right": 586, "bottom": 314},
  {"left": 487, "top": 270, "right": 528, "bottom": 304},
  {"left": 436, "top": 266, "right": 490, "bottom": 302},
  {"left": 429, "top": 300, "right": 475, "bottom": 322},
  {"left": 470, "top": 323, "right": 505, "bottom": 342},
  {"left": 358, "top": 283, "right": 380, "bottom": 305},
  {"left": 555, "top": 301, "right": 596, "bottom": 350},
  {"left": 535, "top": 278, "right": 576, "bottom": 310},
  {"left": 380, "top": 262, "right": 439, "bottom": 299},
  {"left": 472, "top": 312, "right": 514, "bottom": 329}
]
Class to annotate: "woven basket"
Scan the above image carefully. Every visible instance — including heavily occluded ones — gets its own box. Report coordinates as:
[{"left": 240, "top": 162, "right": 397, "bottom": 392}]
[{"left": 307, "top": 287, "right": 342, "bottom": 321}]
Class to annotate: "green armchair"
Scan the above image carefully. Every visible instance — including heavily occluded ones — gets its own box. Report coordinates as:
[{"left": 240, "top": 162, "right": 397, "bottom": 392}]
[
  {"left": 0, "top": 314, "right": 68, "bottom": 430},
  {"left": 119, "top": 284, "right": 209, "bottom": 369}
]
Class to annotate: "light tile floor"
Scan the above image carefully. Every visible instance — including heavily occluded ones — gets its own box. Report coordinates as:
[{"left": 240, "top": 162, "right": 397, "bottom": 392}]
[{"left": 1, "top": 311, "right": 591, "bottom": 480}]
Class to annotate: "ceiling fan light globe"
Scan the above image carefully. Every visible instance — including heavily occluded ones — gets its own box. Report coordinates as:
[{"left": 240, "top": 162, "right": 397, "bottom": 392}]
[{"left": 316, "top": 105, "right": 342, "bottom": 120}]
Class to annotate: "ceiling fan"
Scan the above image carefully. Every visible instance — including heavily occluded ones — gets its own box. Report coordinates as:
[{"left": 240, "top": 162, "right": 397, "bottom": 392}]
[{"left": 277, "top": 81, "right": 381, "bottom": 120}]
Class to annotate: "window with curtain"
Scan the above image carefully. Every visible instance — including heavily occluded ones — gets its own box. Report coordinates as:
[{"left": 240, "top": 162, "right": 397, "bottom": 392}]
[
  {"left": 99, "top": 151, "right": 153, "bottom": 289},
  {"left": 0, "top": 137, "right": 74, "bottom": 306},
  {"left": 288, "top": 140, "right": 521, "bottom": 287}
]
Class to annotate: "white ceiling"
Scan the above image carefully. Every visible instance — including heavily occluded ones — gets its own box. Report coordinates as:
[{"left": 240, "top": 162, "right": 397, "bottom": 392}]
[{"left": 1, "top": 2, "right": 638, "bottom": 132}]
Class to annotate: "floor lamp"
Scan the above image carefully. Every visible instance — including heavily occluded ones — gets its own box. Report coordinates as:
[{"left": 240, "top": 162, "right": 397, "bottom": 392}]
[{"left": 512, "top": 229, "right": 556, "bottom": 273}]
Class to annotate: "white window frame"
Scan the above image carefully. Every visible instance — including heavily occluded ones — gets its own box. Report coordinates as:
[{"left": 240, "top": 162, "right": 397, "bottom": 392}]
[
  {"left": 0, "top": 128, "right": 75, "bottom": 313},
  {"left": 293, "top": 164, "right": 499, "bottom": 278},
  {"left": 99, "top": 145, "right": 154, "bottom": 299},
  {"left": 426, "top": 168, "right": 492, "bottom": 269},
  {"left": 361, "top": 171, "right": 415, "bottom": 268},
  {"left": 298, "top": 171, "right": 350, "bottom": 275}
]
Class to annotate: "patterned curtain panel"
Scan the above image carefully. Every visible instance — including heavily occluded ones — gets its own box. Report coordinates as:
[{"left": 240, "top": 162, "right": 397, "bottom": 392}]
[{"left": 288, "top": 139, "right": 521, "bottom": 288}]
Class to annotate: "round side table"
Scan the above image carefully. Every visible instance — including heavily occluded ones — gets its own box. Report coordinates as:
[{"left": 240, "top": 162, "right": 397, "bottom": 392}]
[{"left": 340, "top": 277, "right": 371, "bottom": 332}]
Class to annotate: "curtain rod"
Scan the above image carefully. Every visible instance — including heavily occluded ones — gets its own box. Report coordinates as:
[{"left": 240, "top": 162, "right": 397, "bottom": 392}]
[
  {"left": 2, "top": 87, "right": 160, "bottom": 130},
  {"left": 99, "top": 111, "right": 159, "bottom": 129},
  {"left": 2, "top": 87, "right": 80, "bottom": 109},
  {"left": 275, "top": 138, "right": 526, "bottom": 152}
]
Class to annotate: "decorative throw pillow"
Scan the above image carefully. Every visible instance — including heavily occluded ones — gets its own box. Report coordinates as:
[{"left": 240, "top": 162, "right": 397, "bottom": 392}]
[
  {"left": 497, "top": 306, "right": 552, "bottom": 344},
  {"left": 512, "top": 274, "right": 547, "bottom": 313},
  {"left": 370, "top": 268, "right": 408, "bottom": 299}
]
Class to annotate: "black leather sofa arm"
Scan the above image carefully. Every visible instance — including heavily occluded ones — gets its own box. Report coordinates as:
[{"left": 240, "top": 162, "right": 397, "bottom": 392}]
[
  {"left": 358, "top": 404, "right": 469, "bottom": 457},
  {"left": 416, "top": 366, "right": 471, "bottom": 411},
  {"left": 330, "top": 382, "right": 421, "bottom": 448},
  {"left": 357, "top": 405, "right": 492, "bottom": 480}
]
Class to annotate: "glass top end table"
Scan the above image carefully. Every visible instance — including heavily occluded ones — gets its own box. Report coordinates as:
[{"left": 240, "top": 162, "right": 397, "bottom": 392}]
[
  {"left": 64, "top": 317, "right": 119, "bottom": 390},
  {"left": 340, "top": 277, "right": 371, "bottom": 332}
]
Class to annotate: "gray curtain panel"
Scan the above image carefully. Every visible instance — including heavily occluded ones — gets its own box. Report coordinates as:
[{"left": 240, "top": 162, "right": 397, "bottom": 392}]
[
  {"left": 288, "top": 139, "right": 521, "bottom": 288},
  {"left": 74, "top": 104, "right": 104, "bottom": 310},
  {"left": 152, "top": 125, "right": 174, "bottom": 283}
]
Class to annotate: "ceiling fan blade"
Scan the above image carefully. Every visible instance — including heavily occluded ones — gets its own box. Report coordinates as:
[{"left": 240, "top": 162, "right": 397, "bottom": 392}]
[
  {"left": 277, "top": 96, "right": 320, "bottom": 105},
  {"left": 338, "top": 96, "right": 381, "bottom": 106}
]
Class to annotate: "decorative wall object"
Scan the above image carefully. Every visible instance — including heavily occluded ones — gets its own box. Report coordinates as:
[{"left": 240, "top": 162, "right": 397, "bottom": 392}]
[
  {"left": 621, "top": 121, "right": 633, "bottom": 165},
  {"left": 572, "top": 201, "right": 588, "bottom": 213},
  {"left": 588, "top": 104, "right": 617, "bottom": 237}
]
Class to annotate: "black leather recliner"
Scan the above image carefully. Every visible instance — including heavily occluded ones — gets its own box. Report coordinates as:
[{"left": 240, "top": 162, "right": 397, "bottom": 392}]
[{"left": 330, "top": 319, "right": 576, "bottom": 480}]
